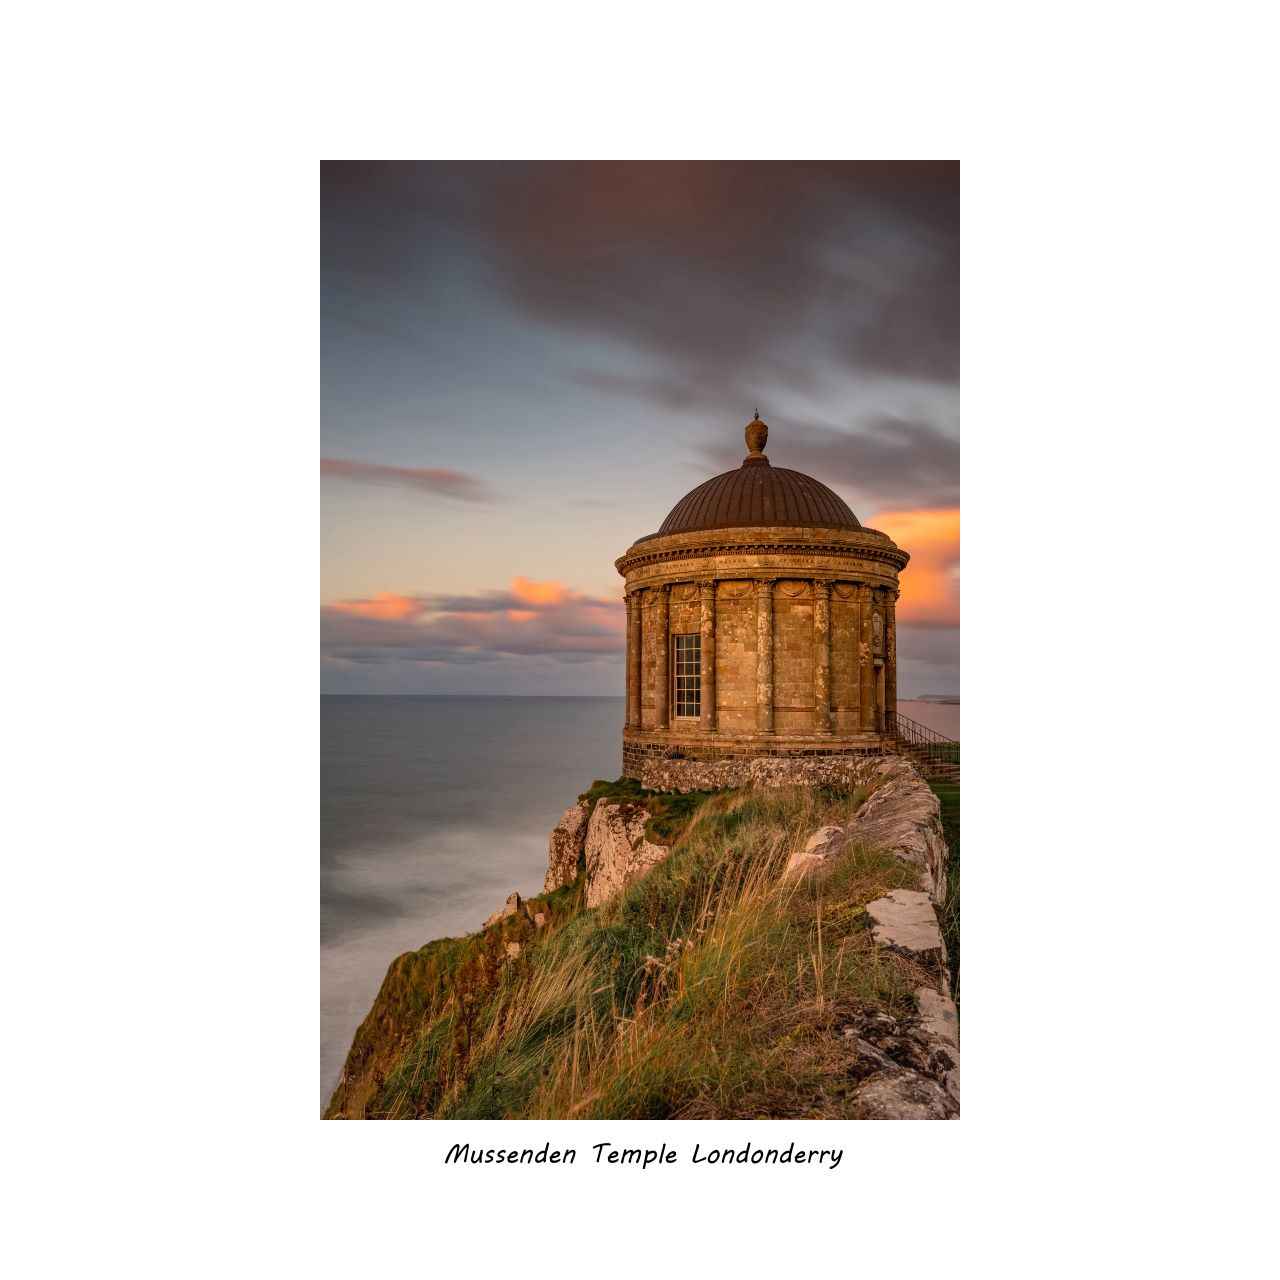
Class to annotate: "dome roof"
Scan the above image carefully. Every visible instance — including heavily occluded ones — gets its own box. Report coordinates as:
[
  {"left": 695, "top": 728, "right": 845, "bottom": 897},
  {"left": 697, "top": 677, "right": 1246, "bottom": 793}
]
[{"left": 653, "top": 414, "right": 861, "bottom": 537}]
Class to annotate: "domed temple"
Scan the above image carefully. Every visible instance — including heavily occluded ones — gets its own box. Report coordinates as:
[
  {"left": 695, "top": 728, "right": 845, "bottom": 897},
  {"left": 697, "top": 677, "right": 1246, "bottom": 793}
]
[{"left": 616, "top": 413, "right": 910, "bottom": 782}]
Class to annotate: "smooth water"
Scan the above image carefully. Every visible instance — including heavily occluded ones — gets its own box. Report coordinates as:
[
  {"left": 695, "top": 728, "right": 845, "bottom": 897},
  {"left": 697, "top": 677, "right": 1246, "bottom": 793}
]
[
  {"left": 319, "top": 693, "right": 959, "bottom": 1111},
  {"left": 320, "top": 694, "right": 624, "bottom": 1111}
]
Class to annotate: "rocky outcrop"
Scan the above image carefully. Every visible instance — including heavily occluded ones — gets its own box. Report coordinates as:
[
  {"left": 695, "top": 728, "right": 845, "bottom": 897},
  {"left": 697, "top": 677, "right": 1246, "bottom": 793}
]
[
  {"left": 784, "top": 755, "right": 948, "bottom": 901},
  {"left": 778, "top": 757, "right": 958, "bottom": 1118},
  {"left": 583, "top": 801, "right": 670, "bottom": 908},
  {"left": 482, "top": 892, "right": 524, "bottom": 930},
  {"left": 544, "top": 800, "right": 590, "bottom": 893}
]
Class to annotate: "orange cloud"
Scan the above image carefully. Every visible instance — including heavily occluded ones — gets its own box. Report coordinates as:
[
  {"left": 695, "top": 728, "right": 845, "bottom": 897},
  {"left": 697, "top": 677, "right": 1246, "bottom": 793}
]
[
  {"left": 326, "top": 592, "right": 422, "bottom": 621},
  {"left": 511, "top": 576, "right": 571, "bottom": 605},
  {"left": 507, "top": 609, "right": 537, "bottom": 622},
  {"left": 868, "top": 508, "right": 959, "bottom": 627}
]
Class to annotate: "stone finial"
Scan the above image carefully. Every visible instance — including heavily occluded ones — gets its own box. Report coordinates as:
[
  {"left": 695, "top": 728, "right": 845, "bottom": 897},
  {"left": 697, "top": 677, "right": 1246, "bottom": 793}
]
[{"left": 745, "top": 410, "right": 768, "bottom": 459}]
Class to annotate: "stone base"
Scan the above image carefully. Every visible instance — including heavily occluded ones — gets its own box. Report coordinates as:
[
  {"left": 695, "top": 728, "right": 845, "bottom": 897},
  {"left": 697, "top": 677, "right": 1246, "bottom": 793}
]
[
  {"left": 629, "top": 749, "right": 907, "bottom": 794},
  {"left": 622, "top": 728, "right": 890, "bottom": 784}
]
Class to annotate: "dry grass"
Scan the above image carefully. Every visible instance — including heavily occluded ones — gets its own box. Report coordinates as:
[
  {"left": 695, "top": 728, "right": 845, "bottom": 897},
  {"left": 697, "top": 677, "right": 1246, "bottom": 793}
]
[{"left": 327, "top": 783, "right": 928, "bottom": 1120}]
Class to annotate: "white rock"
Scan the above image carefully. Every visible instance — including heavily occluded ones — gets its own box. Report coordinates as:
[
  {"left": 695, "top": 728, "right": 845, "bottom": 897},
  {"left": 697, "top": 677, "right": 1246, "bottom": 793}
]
[
  {"left": 915, "top": 986, "right": 959, "bottom": 1047},
  {"left": 482, "top": 891, "right": 523, "bottom": 930},
  {"left": 865, "top": 889, "right": 945, "bottom": 958},
  {"left": 544, "top": 800, "right": 590, "bottom": 893},
  {"left": 583, "top": 801, "right": 670, "bottom": 908}
]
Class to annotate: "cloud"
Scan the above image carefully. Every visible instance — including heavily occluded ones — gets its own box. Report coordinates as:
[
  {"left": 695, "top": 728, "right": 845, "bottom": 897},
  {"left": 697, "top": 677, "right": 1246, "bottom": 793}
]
[
  {"left": 325, "top": 591, "right": 423, "bottom": 621},
  {"left": 321, "top": 457, "right": 503, "bottom": 503},
  {"left": 692, "top": 415, "right": 959, "bottom": 514},
  {"left": 868, "top": 507, "right": 959, "bottom": 628},
  {"left": 322, "top": 161, "right": 959, "bottom": 390},
  {"left": 321, "top": 577, "right": 624, "bottom": 666},
  {"left": 322, "top": 162, "right": 958, "bottom": 518},
  {"left": 511, "top": 575, "right": 570, "bottom": 605}
]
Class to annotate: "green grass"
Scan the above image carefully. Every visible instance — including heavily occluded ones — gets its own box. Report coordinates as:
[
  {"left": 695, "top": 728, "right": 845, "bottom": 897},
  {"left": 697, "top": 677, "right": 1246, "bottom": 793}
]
[
  {"left": 577, "top": 776, "right": 727, "bottom": 844},
  {"left": 326, "top": 781, "right": 939, "bottom": 1120},
  {"left": 929, "top": 781, "right": 960, "bottom": 1004}
]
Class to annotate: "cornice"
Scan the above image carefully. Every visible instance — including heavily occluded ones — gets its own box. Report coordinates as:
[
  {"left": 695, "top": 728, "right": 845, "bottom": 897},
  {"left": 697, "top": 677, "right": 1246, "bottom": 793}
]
[{"left": 616, "top": 535, "right": 910, "bottom": 576}]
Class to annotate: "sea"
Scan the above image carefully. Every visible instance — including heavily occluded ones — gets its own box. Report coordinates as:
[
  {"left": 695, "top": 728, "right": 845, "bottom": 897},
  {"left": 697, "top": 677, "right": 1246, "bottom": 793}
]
[{"left": 320, "top": 694, "right": 958, "bottom": 1111}]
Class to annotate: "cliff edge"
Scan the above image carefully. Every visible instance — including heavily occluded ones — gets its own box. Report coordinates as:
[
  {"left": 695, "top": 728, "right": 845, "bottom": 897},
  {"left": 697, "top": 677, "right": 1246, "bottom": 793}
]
[{"left": 325, "top": 755, "right": 959, "bottom": 1120}]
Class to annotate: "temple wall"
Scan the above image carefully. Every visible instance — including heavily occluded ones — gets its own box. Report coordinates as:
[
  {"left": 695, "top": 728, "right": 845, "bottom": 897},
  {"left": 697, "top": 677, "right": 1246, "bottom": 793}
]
[
  {"left": 772, "top": 585, "right": 815, "bottom": 735},
  {"left": 713, "top": 584, "right": 756, "bottom": 734},
  {"left": 620, "top": 525, "right": 906, "bottom": 776},
  {"left": 831, "top": 593, "right": 861, "bottom": 732}
]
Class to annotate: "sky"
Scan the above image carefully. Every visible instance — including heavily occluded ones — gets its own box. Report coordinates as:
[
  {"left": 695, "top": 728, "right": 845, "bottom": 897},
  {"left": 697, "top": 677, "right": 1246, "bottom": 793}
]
[{"left": 321, "top": 161, "right": 959, "bottom": 697}]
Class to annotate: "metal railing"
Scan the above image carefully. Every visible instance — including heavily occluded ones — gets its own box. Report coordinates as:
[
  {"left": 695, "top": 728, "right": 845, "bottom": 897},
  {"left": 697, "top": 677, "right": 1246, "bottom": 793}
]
[{"left": 891, "top": 710, "right": 960, "bottom": 779}]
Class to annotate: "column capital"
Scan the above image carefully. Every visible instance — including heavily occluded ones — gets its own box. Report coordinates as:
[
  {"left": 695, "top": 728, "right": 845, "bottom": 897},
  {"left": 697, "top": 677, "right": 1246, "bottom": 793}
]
[
  {"left": 696, "top": 577, "right": 717, "bottom": 593},
  {"left": 812, "top": 578, "right": 831, "bottom": 598},
  {"left": 754, "top": 576, "right": 776, "bottom": 594}
]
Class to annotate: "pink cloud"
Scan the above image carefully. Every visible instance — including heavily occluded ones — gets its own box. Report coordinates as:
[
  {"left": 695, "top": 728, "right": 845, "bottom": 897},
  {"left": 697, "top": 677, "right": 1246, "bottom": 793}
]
[
  {"left": 322, "top": 577, "right": 624, "bottom": 666},
  {"left": 321, "top": 457, "right": 502, "bottom": 503}
]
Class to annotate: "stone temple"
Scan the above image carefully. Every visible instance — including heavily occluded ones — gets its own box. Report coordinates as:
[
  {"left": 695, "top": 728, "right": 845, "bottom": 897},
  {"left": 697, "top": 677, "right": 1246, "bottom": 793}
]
[{"left": 617, "top": 412, "right": 910, "bottom": 783}]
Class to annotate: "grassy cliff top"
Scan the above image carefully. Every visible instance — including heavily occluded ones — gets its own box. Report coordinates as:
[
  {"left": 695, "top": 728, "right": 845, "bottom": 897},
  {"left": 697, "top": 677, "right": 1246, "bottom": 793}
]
[{"left": 326, "top": 779, "right": 947, "bottom": 1120}]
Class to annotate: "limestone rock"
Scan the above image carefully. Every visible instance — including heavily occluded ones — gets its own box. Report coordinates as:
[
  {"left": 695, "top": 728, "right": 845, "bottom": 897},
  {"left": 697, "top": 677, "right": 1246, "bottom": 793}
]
[
  {"left": 914, "top": 986, "right": 960, "bottom": 1106},
  {"left": 840, "top": 1007, "right": 959, "bottom": 1119},
  {"left": 784, "top": 824, "right": 850, "bottom": 879},
  {"left": 544, "top": 800, "right": 590, "bottom": 893},
  {"left": 839, "top": 760, "right": 948, "bottom": 899},
  {"left": 916, "top": 986, "right": 959, "bottom": 1047},
  {"left": 482, "top": 892, "right": 523, "bottom": 930},
  {"left": 856, "top": 1070, "right": 954, "bottom": 1120},
  {"left": 865, "top": 889, "right": 945, "bottom": 960},
  {"left": 775, "top": 756, "right": 946, "bottom": 897},
  {"left": 583, "top": 801, "right": 670, "bottom": 908}
]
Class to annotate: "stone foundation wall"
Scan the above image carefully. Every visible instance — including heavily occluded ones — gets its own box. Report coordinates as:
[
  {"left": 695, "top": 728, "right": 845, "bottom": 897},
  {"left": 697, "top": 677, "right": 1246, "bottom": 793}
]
[
  {"left": 622, "top": 733, "right": 888, "bottom": 782},
  {"left": 631, "top": 749, "right": 903, "bottom": 794}
]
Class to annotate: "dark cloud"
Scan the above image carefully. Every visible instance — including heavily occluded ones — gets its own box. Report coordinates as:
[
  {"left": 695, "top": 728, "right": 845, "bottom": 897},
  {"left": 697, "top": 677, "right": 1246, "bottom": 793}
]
[
  {"left": 694, "top": 415, "right": 959, "bottom": 513},
  {"left": 321, "top": 160, "right": 959, "bottom": 389},
  {"left": 321, "top": 456, "right": 503, "bottom": 503}
]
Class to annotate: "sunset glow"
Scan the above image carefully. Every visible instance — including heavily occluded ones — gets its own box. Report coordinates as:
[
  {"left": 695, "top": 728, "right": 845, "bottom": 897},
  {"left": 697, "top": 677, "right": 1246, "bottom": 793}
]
[
  {"left": 869, "top": 509, "right": 960, "bottom": 628},
  {"left": 322, "top": 162, "right": 957, "bottom": 695}
]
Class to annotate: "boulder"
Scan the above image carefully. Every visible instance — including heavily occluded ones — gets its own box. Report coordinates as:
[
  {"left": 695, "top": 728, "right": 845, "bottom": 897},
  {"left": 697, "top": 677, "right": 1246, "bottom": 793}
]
[
  {"left": 583, "top": 801, "right": 670, "bottom": 908},
  {"left": 544, "top": 800, "right": 591, "bottom": 893},
  {"left": 855, "top": 1070, "right": 954, "bottom": 1120},
  {"left": 865, "top": 889, "right": 946, "bottom": 961},
  {"left": 482, "top": 892, "right": 523, "bottom": 930}
]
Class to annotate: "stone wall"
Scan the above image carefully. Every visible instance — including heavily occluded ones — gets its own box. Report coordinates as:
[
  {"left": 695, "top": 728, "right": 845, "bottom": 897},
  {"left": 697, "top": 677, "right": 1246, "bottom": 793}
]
[
  {"left": 714, "top": 584, "right": 756, "bottom": 734},
  {"left": 773, "top": 584, "right": 815, "bottom": 734}
]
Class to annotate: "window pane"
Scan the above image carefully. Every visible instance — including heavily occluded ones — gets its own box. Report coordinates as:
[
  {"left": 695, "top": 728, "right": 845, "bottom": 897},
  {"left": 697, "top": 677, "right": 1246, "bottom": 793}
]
[{"left": 672, "top": 633, "right": 700, "bottom": 717}]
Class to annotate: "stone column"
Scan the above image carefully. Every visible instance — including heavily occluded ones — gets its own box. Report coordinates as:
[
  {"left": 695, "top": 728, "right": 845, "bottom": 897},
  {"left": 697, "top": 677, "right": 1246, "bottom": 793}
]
[
  {"left": 858, "top": 584, "right": 875, "bottom": 731},
  {"left": 698, "top": 579, "right": 717, "bottom": 733},
  {"left": 885, "top": 591, "right": 898, "bottom": 733},
  {"left": 755, "top": 577, "right": 775, "bottom": 734},
  {"left": 653, "top": 584, "right": 670, "bottom": 731},
  {"left": 625, "top": 590, "right": 642, "bottom": 729},
  {"left": 813, "top": 579, "right": 832, "bottom": 734}
]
